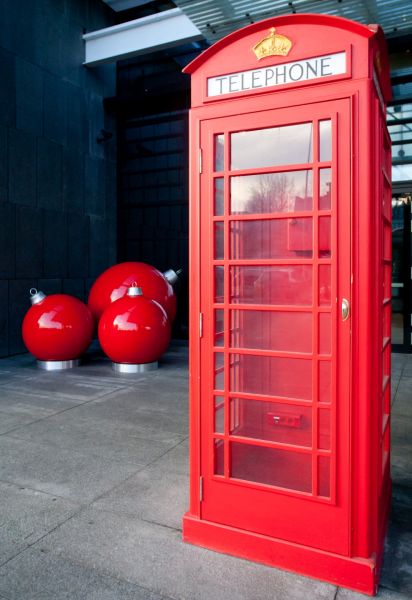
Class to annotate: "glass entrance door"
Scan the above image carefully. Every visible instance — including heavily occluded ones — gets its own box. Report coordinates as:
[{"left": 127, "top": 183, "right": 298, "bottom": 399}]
[
  {"left": 199, "top": 99, "right": 351, "bottom": 555},
  {"left": 391, "top": 192, "right": 411, "bottom": 352}
]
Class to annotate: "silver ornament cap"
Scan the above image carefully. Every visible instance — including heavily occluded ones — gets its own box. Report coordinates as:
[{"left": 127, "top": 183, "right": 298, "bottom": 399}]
[
  {"left": 29, "top": 288, "right": 46, "bottom": 305},
  {"left": 163, "top": 268, "right": 182, "bottom": 286},
  {"left": 127, "top": 283, "right": 143, "bottom": 297}
]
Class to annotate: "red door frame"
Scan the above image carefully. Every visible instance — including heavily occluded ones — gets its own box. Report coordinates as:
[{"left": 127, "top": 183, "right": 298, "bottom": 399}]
[{"left": 196, "top": 98, "right": 352, "bottom": 555}]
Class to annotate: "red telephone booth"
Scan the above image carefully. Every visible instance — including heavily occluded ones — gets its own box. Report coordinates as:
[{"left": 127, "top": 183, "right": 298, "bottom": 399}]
[{"left": 183, "top": 14, "right": 392, "bottom": 596}]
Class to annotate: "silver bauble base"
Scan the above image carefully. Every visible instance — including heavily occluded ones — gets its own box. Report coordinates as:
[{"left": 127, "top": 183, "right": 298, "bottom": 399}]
[
  {"left": 112, "top": 361, "right": 158, "bottom": 373},
  {"left": 37, "top": 359, "right": 80, "bottom": 371}
]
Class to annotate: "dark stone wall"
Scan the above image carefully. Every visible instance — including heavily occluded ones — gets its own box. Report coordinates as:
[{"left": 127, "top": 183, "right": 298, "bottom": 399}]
[
  {"left": 0, "top": 0, "right": 117, "bottom": 357},
  {"left": 116, "top": 44, "right": 206, "bottom": 339}
]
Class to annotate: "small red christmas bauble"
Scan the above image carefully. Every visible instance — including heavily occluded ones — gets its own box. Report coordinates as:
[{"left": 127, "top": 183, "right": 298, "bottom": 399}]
[
  {"left": 22, "top": 290, "right": 93, "bottom": 361},
  {"left": 98, "top": 286, "right": 171, "bottom": 364}
]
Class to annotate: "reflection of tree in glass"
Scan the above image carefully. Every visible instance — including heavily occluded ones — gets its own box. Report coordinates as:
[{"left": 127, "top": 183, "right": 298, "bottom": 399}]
[{"left": 246, "top": 174, "right": 296, "bottom": 213}]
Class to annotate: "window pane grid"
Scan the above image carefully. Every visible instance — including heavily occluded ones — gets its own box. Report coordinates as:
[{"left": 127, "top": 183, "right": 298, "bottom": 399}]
[{"left": 210, "top": 116, "right": 335, "bottom": 500}]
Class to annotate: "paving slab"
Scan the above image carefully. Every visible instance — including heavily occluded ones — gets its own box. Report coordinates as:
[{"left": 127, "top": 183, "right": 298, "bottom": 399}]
[
  {"left": 149, "top": 438, "right": 189, "bottom": 476},
  {"left": 6, "top": 404, "right": 183, "bottom": 465},
  {"left": 336, "top": 586, "right": 410, "bottom": 599},
  {"left": 381, "top": 485, "right": 412, "bottom": 596},
  {"left": 92, "top": 462, "right": 189, "bottom": 530},
  {"left": 0, "top": 480, "right": 79, "bottom": 566},
  {"left": 391, "top": 442, "right": 412, "bottom": 489},
  {"left": 0, "top": 436, "right": 142, "bottom": 503},
  {"left": 36, "top": 507, "right": 337, "bottom": 600},
  {"left": 0, "top": 548, "right": 170, "bottom": 600}
]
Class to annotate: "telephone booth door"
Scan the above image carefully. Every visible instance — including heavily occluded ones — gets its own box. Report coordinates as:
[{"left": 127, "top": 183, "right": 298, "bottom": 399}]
[{"left": 199, "top": 98, "right": 351, "bottom": 555}]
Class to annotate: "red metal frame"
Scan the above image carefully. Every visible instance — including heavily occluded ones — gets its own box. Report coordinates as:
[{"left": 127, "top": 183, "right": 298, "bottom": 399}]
[{"left": 183, "top": 14, "right": 391, "bottom": 596}]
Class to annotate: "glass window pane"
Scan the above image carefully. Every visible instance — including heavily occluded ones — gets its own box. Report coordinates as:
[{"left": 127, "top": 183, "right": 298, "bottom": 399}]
[
  {"left": 319, "top": 216, "right": 331, "bottom": 257},
  {"left": 230, "top": 265, "right": 312, "bottom": 306},
  {"left": 319, "top": 120, "right": 332, "bottom": 162},
  {"left": 214, "top": 396, "right": 224, "bottom": 433},
  {"left": 214, "top": 439, "right": 224, "bottom": 476},
  {"left": 230, "top": 354, "right": 312, "bottom": 401},
  {"left": 319, "top": 168, "right": 331, "bottom": 210},
  {"left": 318, "top": 455, "right": 330, "bottom": 497},
  {"left": 214, "top": 309, "right": 224, "bottom": 347},
  {"left": 231, "top": 171, "right": 313, "bottom": 214},
  {"left": 214, "top": 266, "right": 224, "bottom": 303},
  {"left": 214, "top": 222, "right": 224, "bottom": 259},
  {"left": 230, "top": 218, "right": 313, "bottom": 259},
  {"left": 230, "top": 310, "right": 312, "bottom": 353},
  {"left": 214, "top": 178, "right": 224, "bottom": 216},
  {"left": 214, "top": 134, "right": 224, "bottom": 172},
  {"left": 214, "top": 353, "right": 224, "bottom": 390},
  {"left": 319, "top": 361, "right": 331, "bottom": 403},
  {"left": 318, "top": 408, "right": 330, "bottom": 450},
  {"left": 319, "top": 312, "right": 331, "bottom": 355},
  {"left": 319, "top": 265, "right": 331, "bottom": 306},
  {"left": 230, "top": 398, "right": 312, "bottom": 447},
  {"left": 231, "top": 123, "right": 312, "bottom": 171},
  {"left": 231, "top": 443, "right": 312, "bottom": 492}
]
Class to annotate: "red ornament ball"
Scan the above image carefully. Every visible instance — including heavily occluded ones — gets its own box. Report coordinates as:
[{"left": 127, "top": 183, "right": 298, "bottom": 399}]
[
  {"left": 88, "top": 262, "right": 176, "bottom": 323},
  {"left": 98, "top": 287, "right": 171, "bottom": 364},
  {"left": 22, "top": 291, "right": 94, "bottom": 361}
]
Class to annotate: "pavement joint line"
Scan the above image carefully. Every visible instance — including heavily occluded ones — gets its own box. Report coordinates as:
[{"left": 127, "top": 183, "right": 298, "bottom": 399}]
[
  {"left": 0, "top": 511, "right": 80, "bottom": 571},
  {"left": 0, "top": 477, "right": 87, "bottom": 507},
  {"left": 88, "top": 436, "right": 189, "bottom": 506},
  {"left": 0, "top": 544, "right": 179, "bottom": 600},
  {"left": 332, "top": 587, "right": 339, "bottom": 600},
  {"left": 0, "top": 430, "right": 151, "bottom": 471},
  {"left": 82, "top": 503, "right": 184, "bottom": 534}
]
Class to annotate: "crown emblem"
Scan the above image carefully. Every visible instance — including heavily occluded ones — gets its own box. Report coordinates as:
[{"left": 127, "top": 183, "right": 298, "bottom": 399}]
[{"left": 252, "top": 27, "right": 292, "bottom": 60}]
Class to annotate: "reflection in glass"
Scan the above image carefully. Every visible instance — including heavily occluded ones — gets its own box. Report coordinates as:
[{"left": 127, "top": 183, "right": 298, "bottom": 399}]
[
  {"left": 231, "top": 171, "right": 312, "bottom": 214},
  {"left": 231, "top": 443, "right": 312, "bottom": 492},
  {"left": 318, "top": 408, "right": 330, "bottom": 450},
  {"left": 214, "top": 439, "right": 224, "bottom": 475},
  {"left": 319, "top": 313, "right": 331, "bottom": 355},
  {"left": 319, "top": 361, "right": 331, "bottom": 403},
  {"left": 231, "top": 123, "right": 312, "bottom": 170},
  {"left": 230, "top": 265, "right": 312, "bottom": 305},
  {"left": 214, "top": 178, "right": 224, "bottom": 216},
  {"left": 214, "top": 222, "right": 224, "bottom": 260},
  {"left": 230, "top": 218, "right": 313, "bottom": 259},
  {"left": 319, "top": 120, "right": 332, "bottom": 162},
  {"left": 230, "top": 310, "right": 312, "bottom": 353},
  {"left": 318, "top": 455, "right": 330, "bottom": 497},
  {"left": 214, "top": 396, "right": 224, "bottom": 433},
  {"left": 214, "top": 134, "right": 224, "bottom": 171},
  {"left": 319, "top": 265, "right": 331, "bottom": 306},
  {"left": 214, "top": 266, "right": 224, "bottom": 302},
  {"left": 319, "top": 216, "right": 331, "bottom": 257},
  {"left": 230, "top": 398, "right": 312, "bottom": 447},
  {"left": 230, "top": 354, "right": 312, "bottom": 400},
  {"left": 214, "top": 309, "right": 224, "bottom": 347},
  {"left": 214, "top": 353, "right": 224, "bottom": 390},
  {"left": 319, "top": 168, "right": 331, "bottom": 210}
]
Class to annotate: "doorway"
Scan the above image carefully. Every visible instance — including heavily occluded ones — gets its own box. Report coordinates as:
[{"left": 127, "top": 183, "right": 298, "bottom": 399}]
[{"left": 392, "top": 190, "right": 412, "bottom": 352}]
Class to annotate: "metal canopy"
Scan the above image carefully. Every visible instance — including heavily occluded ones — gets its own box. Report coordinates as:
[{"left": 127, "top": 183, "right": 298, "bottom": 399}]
[{"left": 173, "top": 0, "right": 412, "bottom": 42}]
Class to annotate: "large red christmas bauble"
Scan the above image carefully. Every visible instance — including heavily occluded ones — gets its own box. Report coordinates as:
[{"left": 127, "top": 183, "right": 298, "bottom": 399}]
[
  {"left": 88, "top": 262, "right": 177, "bottom": 323},
  {"left": 98, "top": 286, "right": 171, "bottom": 364},
  {"left": 22, "top": 291, "right": 94, "bottom": 361}
]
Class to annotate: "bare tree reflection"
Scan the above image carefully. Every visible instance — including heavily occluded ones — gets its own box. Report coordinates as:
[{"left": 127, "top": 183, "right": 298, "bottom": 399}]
[{"left": 246, "top": 173, "right": 296, "bottom": 213}]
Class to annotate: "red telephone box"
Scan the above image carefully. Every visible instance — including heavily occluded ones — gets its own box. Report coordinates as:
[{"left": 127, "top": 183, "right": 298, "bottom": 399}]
[{"left": 183, "top": 14, "right": 392, "bottom": 596}]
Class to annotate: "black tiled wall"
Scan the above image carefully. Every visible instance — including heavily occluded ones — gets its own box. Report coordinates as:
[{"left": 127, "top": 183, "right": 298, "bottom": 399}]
[{"left": 0, "top": 0, "right": 117, "bottom": 357}]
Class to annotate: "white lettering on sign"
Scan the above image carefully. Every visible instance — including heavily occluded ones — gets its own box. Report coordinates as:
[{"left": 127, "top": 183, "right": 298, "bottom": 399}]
[{"left": 207, "top": 51, "right": 346, "bottom": 97}]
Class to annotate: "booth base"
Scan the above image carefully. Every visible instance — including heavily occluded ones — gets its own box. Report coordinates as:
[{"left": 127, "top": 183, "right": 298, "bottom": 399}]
[{"left": 182, "top": 513, "right": 380, "bottom": 596}]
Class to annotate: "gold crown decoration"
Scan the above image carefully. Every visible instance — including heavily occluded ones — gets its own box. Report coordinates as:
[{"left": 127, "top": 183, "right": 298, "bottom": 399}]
[{"left": 252, "top": 27, "right": 292, "bottom": 60}]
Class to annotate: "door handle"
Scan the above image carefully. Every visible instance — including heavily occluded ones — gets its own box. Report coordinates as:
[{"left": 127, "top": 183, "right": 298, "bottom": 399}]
[{"left": 341, "top": 298, "right": 350, "bottom": 321}]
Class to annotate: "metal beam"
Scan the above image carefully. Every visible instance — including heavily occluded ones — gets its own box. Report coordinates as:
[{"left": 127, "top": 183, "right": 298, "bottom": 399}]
[{"left": 83, "top": 8, "right": 203, "bottom": 66}]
